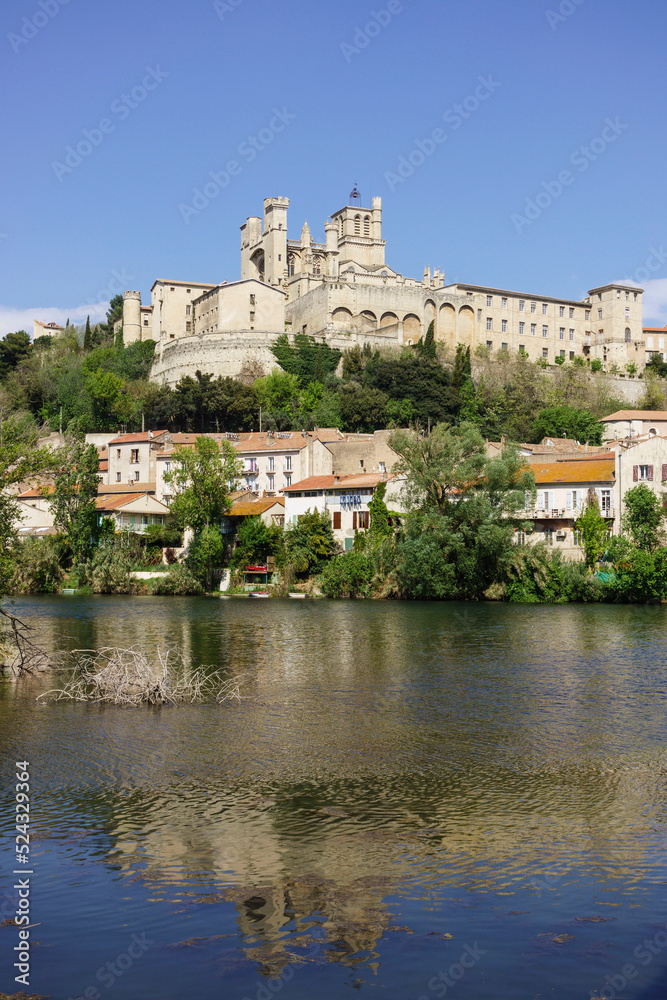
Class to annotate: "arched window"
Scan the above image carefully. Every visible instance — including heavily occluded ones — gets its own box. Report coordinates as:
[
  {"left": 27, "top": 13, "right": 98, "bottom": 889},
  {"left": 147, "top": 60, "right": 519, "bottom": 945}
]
[
  {"left": 354, "top": 215, "right": 361, "bottom": 236},
  {"left": 312, "top": 256, "right": 322, "bottom": 276},
  {"left": 287, "top": 254, "right": 295, "bottom": 277},
  {"left": 363, "top": 215, "right": 370, "bottom": 237},
  {"left": 625, "top": 327, "right": 631, "bottom": 342}
]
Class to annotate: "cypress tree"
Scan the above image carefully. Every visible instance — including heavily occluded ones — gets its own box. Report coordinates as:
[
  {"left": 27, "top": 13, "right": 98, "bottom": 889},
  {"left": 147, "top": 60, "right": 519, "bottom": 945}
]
[{"left": 84, "top": 315, "right": 92, "bottom": 352}]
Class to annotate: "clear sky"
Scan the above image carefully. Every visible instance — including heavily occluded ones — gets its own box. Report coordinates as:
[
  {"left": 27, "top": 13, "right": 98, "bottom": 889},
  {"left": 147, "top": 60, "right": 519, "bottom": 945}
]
[{"left": 1, "top": 0, "right": 666, "bottom": 334}]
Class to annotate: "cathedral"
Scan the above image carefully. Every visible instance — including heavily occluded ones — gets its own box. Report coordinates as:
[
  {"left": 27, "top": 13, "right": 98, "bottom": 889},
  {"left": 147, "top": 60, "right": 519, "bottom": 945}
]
[{"left": 119, "top": 190, "right": 647, "bottom": 386}]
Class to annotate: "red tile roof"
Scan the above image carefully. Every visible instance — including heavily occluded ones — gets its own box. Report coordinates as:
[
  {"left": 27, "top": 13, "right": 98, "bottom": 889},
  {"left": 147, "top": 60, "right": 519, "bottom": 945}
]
[
  {"left": 602, "top": 410, "right": 667, "bottom": 421},
  {"left": 533, "top": 459, "right": 615, "bottom": 485},
  {"left": 107, "top": 430, "right": 169, "bottom": 445},
  {"left": 282, "top": 473, "right": 393, "bottom": 493}
]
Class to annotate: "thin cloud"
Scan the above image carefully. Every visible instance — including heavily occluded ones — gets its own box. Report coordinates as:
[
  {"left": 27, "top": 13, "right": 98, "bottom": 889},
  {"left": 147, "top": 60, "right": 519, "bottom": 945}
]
[
  {"left": 0, "top": 302, "right": 109, "bottom": 338},
  {"left": 614, "top": 278, "right": 667, "bottom": 328}
]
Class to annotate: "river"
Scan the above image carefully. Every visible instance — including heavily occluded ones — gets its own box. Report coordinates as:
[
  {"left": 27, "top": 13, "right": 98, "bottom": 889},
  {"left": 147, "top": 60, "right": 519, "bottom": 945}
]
[{"left": 1, "top": 596, "right": 666, "bottom": 999}]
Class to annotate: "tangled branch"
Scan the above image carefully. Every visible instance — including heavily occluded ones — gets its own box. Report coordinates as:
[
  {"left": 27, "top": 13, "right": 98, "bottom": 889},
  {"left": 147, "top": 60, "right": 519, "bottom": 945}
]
[
  {"left": 1, "top": 607, "right": 53, "bottom": 678},
  {"left": 37, "top": 646, "right": 247, "bottom": 706}
]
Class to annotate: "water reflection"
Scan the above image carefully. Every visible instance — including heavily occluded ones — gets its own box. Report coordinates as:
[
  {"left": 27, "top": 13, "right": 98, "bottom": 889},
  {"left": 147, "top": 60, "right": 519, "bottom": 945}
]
[{"left": 2, "top": 597, "right": 667, "bottom": 992}]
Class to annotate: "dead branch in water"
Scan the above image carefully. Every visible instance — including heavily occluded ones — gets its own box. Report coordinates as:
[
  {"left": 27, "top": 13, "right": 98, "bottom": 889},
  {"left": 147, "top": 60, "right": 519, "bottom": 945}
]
[
  {"left": 0, "top": 607, "right": 53, "bottom": 677},
  {"left": 36, "top": 646, "right": 247, "bottom": 706}
]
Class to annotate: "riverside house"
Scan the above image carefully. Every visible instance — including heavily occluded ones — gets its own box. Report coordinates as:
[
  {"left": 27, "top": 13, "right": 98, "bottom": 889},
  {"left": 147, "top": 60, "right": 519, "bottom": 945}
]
[
  {"left": 518, "top": 455, "right": 616, "bottom": 558},
  {"left": 282, "top": 473, "right": 402, "bottom": 549}
]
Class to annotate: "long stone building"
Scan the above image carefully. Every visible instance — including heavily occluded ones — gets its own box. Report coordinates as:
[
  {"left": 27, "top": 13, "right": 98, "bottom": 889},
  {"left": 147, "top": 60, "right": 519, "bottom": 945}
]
[{"left": 117, "top": 193, "right": 647, "bottom": 386}]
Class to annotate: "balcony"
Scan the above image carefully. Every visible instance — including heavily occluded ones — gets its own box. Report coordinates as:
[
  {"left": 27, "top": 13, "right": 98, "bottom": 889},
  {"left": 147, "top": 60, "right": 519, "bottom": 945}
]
[{"left": 529, "top": 507, "right": 614, "bottom": 519}]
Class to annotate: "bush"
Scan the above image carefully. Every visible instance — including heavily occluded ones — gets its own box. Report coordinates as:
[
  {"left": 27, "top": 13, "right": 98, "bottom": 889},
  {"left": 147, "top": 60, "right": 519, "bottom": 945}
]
[
  {"left": 86, "top": 547, "right": 136, "bottom": 594},
  {"left": 10, "top": 536, "right": 67, "bottom": 594},
  {"left": 320, "top": 551, "right": 372, "bottom": 598},
  {"left": 148, "top": 564, "right": 204, "bottom": 595}
]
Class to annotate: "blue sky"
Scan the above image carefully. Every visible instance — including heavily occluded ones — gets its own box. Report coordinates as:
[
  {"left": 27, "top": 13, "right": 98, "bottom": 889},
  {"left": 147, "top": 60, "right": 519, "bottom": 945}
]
[{"left": 1, "top": 0, "right": 666, "bottom": 335}]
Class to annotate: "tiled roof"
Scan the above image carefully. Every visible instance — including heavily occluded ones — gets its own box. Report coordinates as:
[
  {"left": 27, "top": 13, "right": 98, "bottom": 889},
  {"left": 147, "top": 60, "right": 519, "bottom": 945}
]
[
  {"left": 228, "top": 497, "right": 285, "bottom": 516},
  {"left": 601, "top": 410, "right": 667, "bottom": 422},
  {"left": 533, "top": 459, "right": 615, "bottom": 485},
  {"left": 282, "top": 473, "right": 393, "bottom": 493},
  {"left": 282, "top": 475, "right": 336, "bottom": 492},
  {"left": 107, "top": 430, "right": 169, "bottom": 445},
  {"left": 19, "top": 482, "right": 156, "bottom": 499}
]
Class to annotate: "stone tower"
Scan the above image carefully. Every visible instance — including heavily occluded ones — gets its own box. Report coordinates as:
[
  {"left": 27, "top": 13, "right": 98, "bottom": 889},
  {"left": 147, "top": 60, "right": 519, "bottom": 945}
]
[
  {"left": 123, "top": 290, "right": 142, "bottom": 344},
  {"left": 240, "top": 197, "right": 289, "bottom": 287},
  {"left": 330, "top": 196, "right": 386, "bottom": 270}
]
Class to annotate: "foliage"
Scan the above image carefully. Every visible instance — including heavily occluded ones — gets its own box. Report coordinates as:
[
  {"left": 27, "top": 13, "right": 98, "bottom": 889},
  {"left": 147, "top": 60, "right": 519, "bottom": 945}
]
[
  {"left": 254, "top": 369, "right": 302, "bottom": 427},
  {"left": 230, "top": 516, "right": 283, "bottom": 569},
  {"left": 622, "top": 483, "right": 665, "bottom": 551},
  {"left": 164, "top": 436, "right": 242, "bottom": 532},
  {"left": 367, "top": 480, "right": 393, "bottom": 538},
  {"left": 271, "top": 334, "right": 341, "bottom": 388},
  {"left": 574, "top": 494, "right": 608, "bottom": 569},
  {"left": 47, "top": 439, "right": 102, "bottom": 562},
  {"left": 338, "top": 382, "right": 389, "bottom": 432},
  {"left": 590, "top": 358, "right": 603, "bottom": 372},
  {"left": 0, "top": 331, "right": 32, "bottom": 378},
  {"left": 416, "top": 320, "right": 436, "bottom": 358},
  {"left": 529, "top": 405, "right": 602, "bottom": 445},
  {"left": 85, "top": 545, "right": 136, "bottom": 594},
  {"left": 10, "top": 536, "right": 67, "bottom": 594},
  {"left": 148, "top": 563, "right": 205, "bottom": 595},
  {"left": 284, "top": 508, "right": 336, "bottom": 576},
  {"left": 0, "top": 414, "right": 54, "bottom": 593},
  {"left": 143, "top": 523, "right": 183, "bottom": 549},
  {"left": 611, "top": 547, "right": 667, "bottom": 603},
  {"left": 501, "top": 545, "right": 609, "bottom": 603},
  {"left": 186, "top": 526, "right": 226, "bottom": 591},
  {"left": 319, "top": 551, "right": 372, "bottom": 598},
  {"left": 366, "top": 353, "right": 457, "bottom": 426}
]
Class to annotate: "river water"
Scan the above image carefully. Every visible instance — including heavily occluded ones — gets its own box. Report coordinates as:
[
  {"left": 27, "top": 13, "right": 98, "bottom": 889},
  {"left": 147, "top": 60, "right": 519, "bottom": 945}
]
[{"left": 1, "top": 596, "right": 667, "bottom": 1000}]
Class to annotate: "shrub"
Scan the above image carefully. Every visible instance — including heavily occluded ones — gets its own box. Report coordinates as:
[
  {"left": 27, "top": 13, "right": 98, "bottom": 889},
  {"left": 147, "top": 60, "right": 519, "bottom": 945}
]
[
  {"left": 10, "top": 536, "right": 67, "bottom": 594},
  {"left": 148, "top": 564, "right": 204, "bottom": 595},
  {"left": 86, "top": 547, "right": 136, "bottom": 594},
  {"left": 320, "top": 552, "right": 372, "bottom": 598}
]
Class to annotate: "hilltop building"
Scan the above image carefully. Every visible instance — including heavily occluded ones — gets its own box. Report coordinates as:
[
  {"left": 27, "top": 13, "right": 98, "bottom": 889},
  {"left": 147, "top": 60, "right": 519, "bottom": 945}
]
[{"left": 115, "top": 192, "right": 647, "bottom": 385}]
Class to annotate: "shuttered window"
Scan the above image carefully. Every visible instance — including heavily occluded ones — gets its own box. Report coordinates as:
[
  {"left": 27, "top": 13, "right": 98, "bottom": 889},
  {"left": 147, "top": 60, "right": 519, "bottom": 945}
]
[
  {"left": 352, "top": 510, "right": 357, "bottom": 529},
  {"left": 333, "top": 511, "right": 341, "bottom": 529}
]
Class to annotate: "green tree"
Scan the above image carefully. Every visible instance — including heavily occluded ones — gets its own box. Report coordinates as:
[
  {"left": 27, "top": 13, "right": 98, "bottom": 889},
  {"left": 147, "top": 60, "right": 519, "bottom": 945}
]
[
  {"left": 83, "top": 315, "right": 92, "bottom": 352},
  {"left": 0, "top": 331, "right": 32, "bottom": 379},
  {"left": 389, "top": 422, "right": 488, "bottom": 516},
  {"left": 338, "top": 382, "right": 388, "bottom": 432},
  {"left": 416, "top": 320, "right": 436, "bottom": 358},
  {"left": 530, "top": 405, "right": 602, "bottom": 445},
  {"left": 164, "top": 437, "right": 242, "bottom": 533},
  {"left": 575, "top": 493, "right": 608, "bottom": 569},
  {"left": 623, "top": 483, "right": 665, "bottom": 551},
  {"left": 0, "top": 416, "right": 54, "bottom": 593},
  {"left": 284, "top": 508, "right": 336, "bottom": 576},
  {"left": 254, "top": 370, "right": 302, "bottom": 427},
  {"left": 451, "top": 344, "right": 472, "bottom": 393},
  {"left": 368, "top": 481, "right": 393, "bottom": 538},
  {"left": 187, "top": 526, "right": 226, "bottom": 591},
  {"left": 47, "top": 439, "right": 102, "bottom": 563},
  {"left": 271, "top": 333, "right": 341, "bottom": 388}
]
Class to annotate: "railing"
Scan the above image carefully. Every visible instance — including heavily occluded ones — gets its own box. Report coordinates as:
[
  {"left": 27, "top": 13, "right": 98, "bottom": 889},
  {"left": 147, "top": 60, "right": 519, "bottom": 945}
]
[{"left": 528, "top": 506, "right": 614, "bottom": 518}]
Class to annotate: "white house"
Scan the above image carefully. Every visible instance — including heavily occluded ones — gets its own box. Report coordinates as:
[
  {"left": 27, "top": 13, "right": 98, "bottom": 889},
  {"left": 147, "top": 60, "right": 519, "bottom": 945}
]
[{"left": 282, "top": 473, "right": 402, "bottom": 549}]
